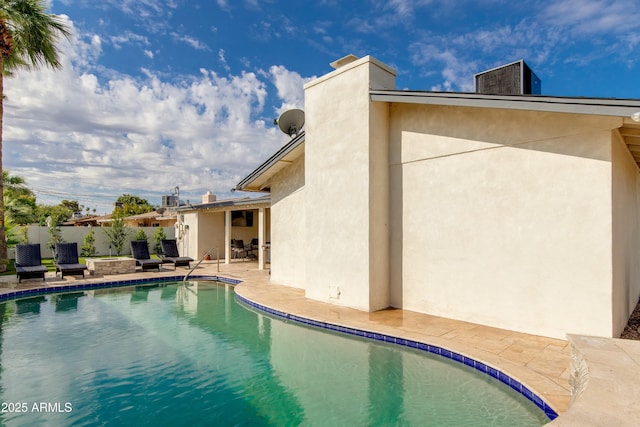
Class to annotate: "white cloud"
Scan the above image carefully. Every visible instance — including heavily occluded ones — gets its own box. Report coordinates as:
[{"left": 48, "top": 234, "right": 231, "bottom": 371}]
[
  {"left": 383, "top": 0, "right": 433, "bottom": 18},
  {"left": 105, "top": 0, "right": 176, "bottom": 18},
  {"left": 218, "top": 49, "right": 230, "bottom": 72},
  {"left": 3, "top": 22, "right": 289, "bottom": 211},
  {"left": 170, "top": 32, "right": 210, "bottom": 51},
  {"left": 542, "top": 0, "right": 640, "bottom": 35},
  {"left": 409, "top": 41, "right": 479, "bottom": 92},
  {"left": 267, "top": 66, "right": 312, "bottom": 113},
  {"left": 351, "top": 0, "right": 434, "bottom": 33},
  {"left": 109, "top": 31, "right": 150, "bottom": 49}
]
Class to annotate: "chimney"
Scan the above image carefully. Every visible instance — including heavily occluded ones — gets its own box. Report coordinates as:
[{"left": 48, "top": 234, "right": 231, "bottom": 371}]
[
  {"left": 329, "top": 54, "right": 360, "bottom": 70},
  {"left": 202, "top": 191, "right": 216, "bottom": 204}
]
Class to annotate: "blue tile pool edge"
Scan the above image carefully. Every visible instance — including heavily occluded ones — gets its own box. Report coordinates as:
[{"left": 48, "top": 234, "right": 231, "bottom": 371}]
[
  {"left": 235, "top": 292, "right": 559, "bottom": 421},
  {"left": 0, "top": 274, "right": 234, "bottom": 302}
]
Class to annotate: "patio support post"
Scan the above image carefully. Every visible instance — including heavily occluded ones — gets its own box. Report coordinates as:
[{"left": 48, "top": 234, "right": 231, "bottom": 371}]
[
  {"left": 224, "top": 210, "right": 231, "bottom": 264},
  {"left": 258, "top": 207, "right": 266, "bottom": 270}
]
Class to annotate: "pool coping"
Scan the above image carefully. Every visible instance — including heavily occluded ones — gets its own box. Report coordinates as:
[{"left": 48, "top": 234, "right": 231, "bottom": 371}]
[{"left": 0, "top": 273, "right": 558, "bottom": 421}]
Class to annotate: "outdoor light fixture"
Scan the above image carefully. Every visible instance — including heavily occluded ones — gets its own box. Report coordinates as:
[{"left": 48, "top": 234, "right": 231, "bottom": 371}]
[{"left": 632, "top": 112, "right": 640, "bottom": 122}]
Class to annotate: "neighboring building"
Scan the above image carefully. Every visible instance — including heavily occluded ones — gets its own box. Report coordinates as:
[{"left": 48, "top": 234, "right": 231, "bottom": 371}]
[
  {"left": 234, "top": 55, "right": 640, "bottom": 340},
  {"left": 62, "top": 214, "right": 112, "bottom": 227},
  {"left": 122, "top": 210, "right": 177, "bottom": 227}
]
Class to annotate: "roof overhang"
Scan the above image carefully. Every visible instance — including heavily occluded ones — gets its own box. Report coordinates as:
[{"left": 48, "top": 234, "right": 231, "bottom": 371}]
[
  {"left": 178, "top": 194, "right": 271, "bottom": 213},
  {"left": 370, "top": 90, "right": 640, "bottom": 117},
  {"left": 234, "top": 131, "right": 305, "bottom": 192}
]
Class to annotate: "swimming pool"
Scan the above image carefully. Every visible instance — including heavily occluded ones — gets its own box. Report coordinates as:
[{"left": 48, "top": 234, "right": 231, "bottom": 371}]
[{"left": 0, "top": 280, "right": 550, "bottom": 426}]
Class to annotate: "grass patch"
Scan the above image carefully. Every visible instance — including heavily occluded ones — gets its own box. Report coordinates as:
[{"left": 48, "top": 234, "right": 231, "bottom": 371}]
[{"left": 0, "top": 258, "right": 54, "bottom": 276}]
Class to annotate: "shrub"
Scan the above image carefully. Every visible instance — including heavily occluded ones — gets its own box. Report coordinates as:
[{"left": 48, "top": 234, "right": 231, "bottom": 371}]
[
  {"left": 134, "top": 228, "right": 148, "bottom": 242},
  {"left": 46, "top": 216, "right": 65, "bottom": 256},
  {"left": 153, "top": 227, "right": 167, "bottom": 255},
  {"left": 81, "top": 227, "right": 96, "bottom": 257},
  {"left": 103, "top": 217, "right": 129, "bottom": 256}
]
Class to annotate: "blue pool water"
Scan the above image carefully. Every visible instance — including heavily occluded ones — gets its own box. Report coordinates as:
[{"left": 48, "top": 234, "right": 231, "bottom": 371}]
[{"left": 0, "top": 281, "right": 550, "bottom": 426}]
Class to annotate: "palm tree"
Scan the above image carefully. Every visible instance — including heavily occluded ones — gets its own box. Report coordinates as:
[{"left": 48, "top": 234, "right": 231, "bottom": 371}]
[
  {"left": 0, "top": 1, "right": 70, "bottom": 271},
  {"left": 3, "top": 170, "right": 36, "bottom": 224}
]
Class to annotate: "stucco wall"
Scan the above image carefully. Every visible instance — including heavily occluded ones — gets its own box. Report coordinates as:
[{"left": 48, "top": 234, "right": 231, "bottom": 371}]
[
  {"left": 303, "top": 56, "right": 395, "bottom": 310},
  {"left": 204, "top": 211, "right": 226, "bottom": 259},
  {"left": 270, "top": 153, "right": 305, "bottom": 289},
  {"left": 611, "top": 130, "right": 640, "bottom": 337},
  {"left": 181, "top": 211, "right": 200, "bottom": 259},
  {"left": 389, "top": 103, "right": 621, "bottom": 339},
  {"left": 182, "top": 211, "right": 225, "bottom": 260}
]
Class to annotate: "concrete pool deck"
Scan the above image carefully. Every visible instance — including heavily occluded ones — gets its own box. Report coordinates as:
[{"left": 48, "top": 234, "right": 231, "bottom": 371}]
[{"left": 0, "top": 260, "right": 638, "bottom": 426}]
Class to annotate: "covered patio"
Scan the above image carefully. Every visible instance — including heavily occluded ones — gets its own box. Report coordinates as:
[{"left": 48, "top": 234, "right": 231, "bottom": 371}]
[{"left": 177, "top": 195, "right": 271, "bottom": 270}]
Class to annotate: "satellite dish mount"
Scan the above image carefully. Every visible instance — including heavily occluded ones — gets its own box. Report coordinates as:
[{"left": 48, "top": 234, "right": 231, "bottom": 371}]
[{"left": 275, "top": 109, "right": 305, "bottom": 137}]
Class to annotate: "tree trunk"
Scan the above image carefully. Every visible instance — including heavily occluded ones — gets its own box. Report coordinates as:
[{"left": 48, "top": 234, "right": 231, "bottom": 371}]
[{"left": 0, "top": 53, "right": 7, "bottom": 273}]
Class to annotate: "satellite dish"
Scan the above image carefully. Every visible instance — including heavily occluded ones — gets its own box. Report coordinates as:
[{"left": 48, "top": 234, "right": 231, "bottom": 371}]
[{"left": 275, "top": 109, "right": 305, "bottom": 137}]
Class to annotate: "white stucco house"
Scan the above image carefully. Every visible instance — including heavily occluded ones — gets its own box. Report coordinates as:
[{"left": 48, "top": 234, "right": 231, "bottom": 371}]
[{"left": 233, "top": 55, "right": 640, "bottom": 340}]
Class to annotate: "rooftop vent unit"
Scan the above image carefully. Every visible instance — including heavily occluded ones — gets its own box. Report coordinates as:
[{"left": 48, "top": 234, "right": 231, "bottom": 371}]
[
  {"left": 162, "top": 195, "right": 179, "bottom": 207},
  {"left": 474, "top": 60, "right": 541, "bottom": 95}
]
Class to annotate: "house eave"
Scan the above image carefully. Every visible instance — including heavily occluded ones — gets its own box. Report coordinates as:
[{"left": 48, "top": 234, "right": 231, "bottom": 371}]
[
  {"left": 370, "top": 90, "right": 640, "bottom": 117},
  {"left": 177, "top": 195, "right": 271, "bottom": 213},
  {"left": 234, "top": 131, "right": 305, "bottom": 193}
]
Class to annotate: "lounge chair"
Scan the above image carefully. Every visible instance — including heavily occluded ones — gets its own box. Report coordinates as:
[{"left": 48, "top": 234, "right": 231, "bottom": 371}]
[
  {"left": 15, "top": 243, "right": 48, "bottom": 283},
  {"left": 55, "top": 242, "right": 88, "bottom": 279},
  {"left": 130, "top": 240, "right": 163, "bottom": 271},
  {"left": 160, "top": 239, "right": 193, "bottom": 269}
]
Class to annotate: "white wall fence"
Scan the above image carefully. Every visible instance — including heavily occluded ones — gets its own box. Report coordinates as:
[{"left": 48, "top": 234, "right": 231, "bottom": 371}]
[{"left": 9, "top": 226, "right": 176, "bottom": 259}]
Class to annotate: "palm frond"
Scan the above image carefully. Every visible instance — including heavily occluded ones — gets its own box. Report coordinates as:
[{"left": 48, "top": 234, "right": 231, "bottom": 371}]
[{"left": 1, "top": 0, "right": 72, "bottom": 73}]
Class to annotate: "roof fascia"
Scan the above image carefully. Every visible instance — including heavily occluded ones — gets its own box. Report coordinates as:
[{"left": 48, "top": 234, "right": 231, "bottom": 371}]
[
  {"left": 234, "top": 131, "right": 305, "bottom": 192},
  {"left": 370, "top": 90, "right": 640, "bottom": 117}
]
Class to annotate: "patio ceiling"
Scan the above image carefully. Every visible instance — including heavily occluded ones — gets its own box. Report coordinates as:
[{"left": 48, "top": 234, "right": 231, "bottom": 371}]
[{"left": 621, "top": 122, "right": 640, "bottom": 168}]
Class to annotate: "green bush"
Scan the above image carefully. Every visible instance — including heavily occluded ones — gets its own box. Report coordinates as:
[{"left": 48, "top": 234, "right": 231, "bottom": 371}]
[
  {"left": 153, "top": 227, "right": 166, "bottom": 255},
  {"left": 46, "top": 216, "right": 65, "bottom": 255},
  {"left": 103, "top": 217, "right": 129, "bottom": 256},
  {"left": 81, "top": 228, "right": 96, "bottom": 257},
  {"left": 134, "top": 229, "right": 148, "bottom": 242}
]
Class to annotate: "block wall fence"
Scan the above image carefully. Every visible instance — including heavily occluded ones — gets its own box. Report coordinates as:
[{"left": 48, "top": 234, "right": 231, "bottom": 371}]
[{"left": 8, "top": 226, "right": 176, "bottom": 259}]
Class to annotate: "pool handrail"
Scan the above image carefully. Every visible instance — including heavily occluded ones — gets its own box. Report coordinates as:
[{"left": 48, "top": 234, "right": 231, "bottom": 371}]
[{"left": 183, "top": 246, "right": 219, "bottom": 283}]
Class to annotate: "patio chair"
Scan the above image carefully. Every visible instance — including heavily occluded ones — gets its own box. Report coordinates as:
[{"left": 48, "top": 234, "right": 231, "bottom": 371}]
[
  {"left": 160, "top": 239, "right": 193, "bottom": 269},
  {"left": 231, "top": 239, "right": 248, "bottom": 260},
  {"left": 247, "top": 238, "right": 259, "bottom": 258},
  {"left": 54, "top": 242, "right": 88, "bottom": 279},
  {"left": 130, "top": 240, "right": 163, "bottom": 271},
  {"left": 15, "top": 243, "right": 48, "bottom": 283}
]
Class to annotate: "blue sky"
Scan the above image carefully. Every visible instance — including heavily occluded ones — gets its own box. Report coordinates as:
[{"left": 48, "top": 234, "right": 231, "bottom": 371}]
[{"left": 5, "top": 0, "right": 640, "bottom": 213}]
